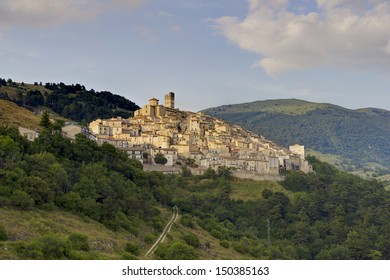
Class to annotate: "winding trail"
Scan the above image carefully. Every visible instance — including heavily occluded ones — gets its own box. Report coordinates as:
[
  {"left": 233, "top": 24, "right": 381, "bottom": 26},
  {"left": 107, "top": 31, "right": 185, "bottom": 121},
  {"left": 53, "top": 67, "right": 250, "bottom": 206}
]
[{"left": 144, "top": 205, "right": 179, "bottom": 257}]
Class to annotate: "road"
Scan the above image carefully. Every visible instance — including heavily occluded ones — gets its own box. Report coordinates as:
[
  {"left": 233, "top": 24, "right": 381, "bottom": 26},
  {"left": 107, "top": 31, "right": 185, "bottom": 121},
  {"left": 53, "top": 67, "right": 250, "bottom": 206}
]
[{"left": 144, "top": 205, "right": 179, "bottom": 257}]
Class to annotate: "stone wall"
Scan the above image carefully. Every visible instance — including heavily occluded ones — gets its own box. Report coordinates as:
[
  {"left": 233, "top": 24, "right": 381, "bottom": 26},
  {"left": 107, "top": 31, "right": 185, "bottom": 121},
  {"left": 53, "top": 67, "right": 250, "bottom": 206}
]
[
  {"left": 232, "top": 171, "right": 284, "bottom": 182},
  {"left": 143, "top": 164, "right": 182, "bottom": 175}
]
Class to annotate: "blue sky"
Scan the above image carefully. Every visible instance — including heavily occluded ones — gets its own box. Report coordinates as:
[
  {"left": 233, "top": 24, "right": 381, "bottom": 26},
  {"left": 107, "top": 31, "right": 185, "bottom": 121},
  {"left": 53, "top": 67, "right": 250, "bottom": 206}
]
[{"left": 1, "top": 0, "right": 390, "bottom": 112}]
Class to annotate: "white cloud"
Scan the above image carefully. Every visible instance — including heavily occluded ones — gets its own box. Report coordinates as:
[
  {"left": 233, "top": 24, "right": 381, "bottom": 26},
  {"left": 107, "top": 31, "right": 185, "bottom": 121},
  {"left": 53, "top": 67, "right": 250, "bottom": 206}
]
[
  {"left": 0, "top": 0, "right": 147, "bottom": 28},
  {"left": 214, "top": 0, "right": 390, "bottom": 75}
]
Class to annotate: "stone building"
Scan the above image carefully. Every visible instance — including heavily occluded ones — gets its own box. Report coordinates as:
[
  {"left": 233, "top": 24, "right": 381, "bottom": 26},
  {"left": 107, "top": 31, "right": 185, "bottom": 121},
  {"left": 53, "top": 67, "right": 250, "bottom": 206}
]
[
  {"left": 19, "top": 127, "right": 39, "bottom": 141},
  {"left": 88, "top": 93, "right": 312, "bottom": 176}
]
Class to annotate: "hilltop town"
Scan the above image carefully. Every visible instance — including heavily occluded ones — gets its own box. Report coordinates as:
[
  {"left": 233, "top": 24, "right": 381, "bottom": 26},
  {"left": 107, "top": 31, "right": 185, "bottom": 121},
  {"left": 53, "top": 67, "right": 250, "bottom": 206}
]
[{"left": 88, "top": 93, "right": 312, "bottom": 178}]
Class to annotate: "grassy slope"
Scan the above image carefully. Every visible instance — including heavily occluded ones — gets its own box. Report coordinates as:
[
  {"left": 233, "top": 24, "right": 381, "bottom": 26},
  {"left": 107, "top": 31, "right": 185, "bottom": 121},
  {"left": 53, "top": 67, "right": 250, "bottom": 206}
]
[
  {"left": 0, "top": 208, "right": 137, "bottom": 259},
  {"left": 230, "top": 179, "right": 292, "bottom": 201},
  {"left": 0, "top": 206, "right": 250, "bottom": 260},
  {"left": 169, "top": 222, "right": 249, "bottom": 260},
  {"left": 0, "top": 100, "right": 42, "bottom": 129}
]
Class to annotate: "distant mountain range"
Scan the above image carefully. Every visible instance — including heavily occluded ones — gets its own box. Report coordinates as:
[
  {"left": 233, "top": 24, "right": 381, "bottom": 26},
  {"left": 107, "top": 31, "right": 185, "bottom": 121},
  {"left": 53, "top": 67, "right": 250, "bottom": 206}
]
[{"left": 203, "top": 99, "right": 390, "bottom": 172}]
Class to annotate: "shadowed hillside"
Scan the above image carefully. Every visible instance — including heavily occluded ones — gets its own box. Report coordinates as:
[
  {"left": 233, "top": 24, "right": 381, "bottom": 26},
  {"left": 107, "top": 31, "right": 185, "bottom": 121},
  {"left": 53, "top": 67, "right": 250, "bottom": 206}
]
[
  {"left": 203, "top": 99, "right": 390, "bottom": 171},
  {"left": 0, "top": 78, "right": 139, "bottom": 123}
]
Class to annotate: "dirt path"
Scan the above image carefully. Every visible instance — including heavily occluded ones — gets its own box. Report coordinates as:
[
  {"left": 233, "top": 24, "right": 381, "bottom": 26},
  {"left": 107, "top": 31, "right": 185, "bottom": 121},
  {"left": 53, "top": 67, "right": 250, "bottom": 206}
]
[{"left": 144, "top": 205, "right": 178, "bottom": 257}]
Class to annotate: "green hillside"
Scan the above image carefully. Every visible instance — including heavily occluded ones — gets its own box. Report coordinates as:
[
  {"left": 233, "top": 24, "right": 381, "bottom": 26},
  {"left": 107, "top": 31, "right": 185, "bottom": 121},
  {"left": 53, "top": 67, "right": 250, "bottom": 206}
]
[
  {"left": 203, "top": 99, "right": 390, "bottom": 173},
  {"left": 0, "top": 78, "right": 139, "bottom": 123},
  {"left": 1, "top": 100, "right": 390, "bottom": 260}
]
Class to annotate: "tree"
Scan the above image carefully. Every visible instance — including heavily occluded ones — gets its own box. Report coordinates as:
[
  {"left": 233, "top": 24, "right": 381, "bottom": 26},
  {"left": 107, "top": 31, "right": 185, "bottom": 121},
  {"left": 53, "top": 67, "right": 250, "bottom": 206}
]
[
  {"left": 158, "top": 241, "right": 198, "bottom": 260},
  {"left": 0, "top": 135, "right": 21, "bottom": 169},
  {"left": 0, "top": 223, "right": 8, "bottom": 241},
  {"left": 68, "top": 233, "right": 90, "bottom": 251},
  {"left": 10, "top": 190, "right": 34, "bottom": 210},
  {"left": 125, "top": 242, "right": 140, "bottom": 256},
  {"left": 217, "top": 166, "right": 232, "bottom": 179},
  {"left": 154, "top": 153, "right": 167, "bottom": 165},
  {"left": 40, "top": 111, "right": 51, "bottom": 128},
  {"left": 184, "top": 158, "right": 198, "bottom": 168},
  {"left": 181, "top": 232, "right": 200, "bottom": 248},
  {"left": 262, "top": 188, "right": 273, "bottom": 199},
  {"left": 37, "top": 234, "right": 71, "bottom": 259},
  {"left": 181, "top": 166, "right": 192, "bottom": 177},
  {"left": 202, "top": 167, "right": 216, "bottom": 179},
  {"left": 24, "top": 90, "right": 44, "bottom": 106}
]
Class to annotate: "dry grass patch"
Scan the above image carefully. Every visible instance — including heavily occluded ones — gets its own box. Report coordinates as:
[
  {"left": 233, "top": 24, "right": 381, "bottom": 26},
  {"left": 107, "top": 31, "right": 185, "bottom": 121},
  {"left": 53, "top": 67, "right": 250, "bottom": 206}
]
[{"left": 0, "top": 100, "right": 41, "bottom": 129}]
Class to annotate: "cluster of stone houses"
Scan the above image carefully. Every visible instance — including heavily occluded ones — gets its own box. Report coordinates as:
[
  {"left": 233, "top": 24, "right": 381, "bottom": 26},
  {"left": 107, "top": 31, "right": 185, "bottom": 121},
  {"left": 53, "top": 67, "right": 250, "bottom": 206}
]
[
  {"left": 88, "top": 93, "right": 312, "bottom": 177},
  {"left": 18, "top": 122, "right": 87, "bottom": 142}
]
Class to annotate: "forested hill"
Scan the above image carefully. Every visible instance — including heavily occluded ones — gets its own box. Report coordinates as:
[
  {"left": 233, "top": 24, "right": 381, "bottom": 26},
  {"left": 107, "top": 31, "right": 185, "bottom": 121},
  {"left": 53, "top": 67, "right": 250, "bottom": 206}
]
[
  {"left": 203, "top": 99, "right": 390, "bottom": 168},
  {"left": 1, "top": 124, "right": 390, "bottom": 260},
  {"left": 0, "top": 78, "right": 139, "bottom": 123}
]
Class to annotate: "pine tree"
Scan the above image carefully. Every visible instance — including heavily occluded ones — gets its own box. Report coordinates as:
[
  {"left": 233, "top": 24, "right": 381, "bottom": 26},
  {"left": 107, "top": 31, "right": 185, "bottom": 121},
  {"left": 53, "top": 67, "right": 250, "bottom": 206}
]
[{"left": 40, "top": 111, "right": 51, "bottom": 128}]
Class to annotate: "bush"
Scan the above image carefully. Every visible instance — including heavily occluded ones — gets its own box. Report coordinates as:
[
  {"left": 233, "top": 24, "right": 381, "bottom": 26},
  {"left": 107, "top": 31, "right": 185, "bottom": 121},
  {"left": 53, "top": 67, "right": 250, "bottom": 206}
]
[
  {"left": 68, "top": 233, "right": 90, "bottom": 251},
  {"left": 217, "top": 166, "right": 232, "bottom": 179},
  {"left": 181, "top": 166, "right": 192, "bottom": 177},
  {"left": 157, "top": 241, "right": 198, "bottom": 260},
  {"left": 120, "top": 252, "right": 139, "bottom": 260},
  {"left": 0, "top": 223, "right": 8, "bottom": 241},
  {"left": 115, "top": 212, "right": 140, "bottom": 236},
  {"left": 220, "top": 240, "right": 230, "bottom": 249},
  {"left": 154, "top": 153, "right": 167, "bottom": 165},
  {"left": 10, "top": 190, "right": 34, "bottom": 210},
  {"left": 58, "top": 192, "right": 81, "bottom": 211},
  {"left": 180, "top": 214, "right": 196, "bottom": 228},
  {"left": 202, "top": 167, "right": 216, "bottom": 179},
  {"left": 38, "top": 234, "right": 71, "bottom": 259},
  {"left": 182, "top": 232, "right": 200, "bottom": 248},
  {"left": 15, "top": 235, "right": 71, "bottom": 260},
  {"left": 15, "top": 242, "right": 44, "bottom": 260},
  {"left": 262, "top": 188, "right": 273, "bottom": 199},
  {"left": 125, "top": 242, "right": 140, "bottom": 256},
  {"left": 144, "top": 233, "right": 156, "bottom": 244}
]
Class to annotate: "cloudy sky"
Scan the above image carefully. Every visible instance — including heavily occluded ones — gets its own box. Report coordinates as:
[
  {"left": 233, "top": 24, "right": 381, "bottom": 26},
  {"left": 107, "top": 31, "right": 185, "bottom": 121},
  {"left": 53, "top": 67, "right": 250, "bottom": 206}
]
[{"left": 1, "top": 0, "right": 390, "bottom": 111}]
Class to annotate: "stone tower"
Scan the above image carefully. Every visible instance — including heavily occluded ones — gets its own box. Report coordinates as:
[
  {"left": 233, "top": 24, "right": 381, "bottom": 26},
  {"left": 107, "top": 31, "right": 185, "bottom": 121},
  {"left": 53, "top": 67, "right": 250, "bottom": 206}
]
[{"left": 164, "top": 92, "right": 175, "bottom": 109}]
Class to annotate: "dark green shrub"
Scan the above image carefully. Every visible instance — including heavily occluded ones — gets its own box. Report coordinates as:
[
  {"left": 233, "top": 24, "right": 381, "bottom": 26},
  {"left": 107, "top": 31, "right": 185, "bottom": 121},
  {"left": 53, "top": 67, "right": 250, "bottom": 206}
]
[
  {"left": 120, "top": 252, "right": 139, "bottom": 260},
  {"left": 180, "top": 214, "right": 195, "bottom": 228},
  {"left": 220, "top": 240, "right": 230, "bottom": 249},
  {"left": 15, "top": 242, "right": 44, "bottom": 260},
  {"left": 156, "top": 241, "right": 198, "bottom": 260},
  {"left": 68, "top": 233, "right": 90, "bottom": 251},
  {"left": 0, "top": 223, "right": 8, "bottom": 241},
  {"left": 154, "top": 153, "right": 167, "bottom": 165},
  {"left": 10, "top": 190, "right": 34, "bottom": 210},
  {"left": 262, "top": 188, "right": 273, "bottom": 199},
  {"left": 165, "top": 241, "right": 198, "bottom": 260},
  {"left": 38, "top": 234, "right": 71, "bottom": 259},
  {"left": 181, "top": 166, "right": 192, "bottom": 177},
  {"left": 202, "top": 167, "right": 216, "bottom": 179},
  {"left": 125, "top": 242, "right": 139, "bottom": 256},
  {"left": 182, "top": 232, "right": 200, "bottom": 248},
  {"left": 144, "top": 233, "right": 156, "bottom": 244}
]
